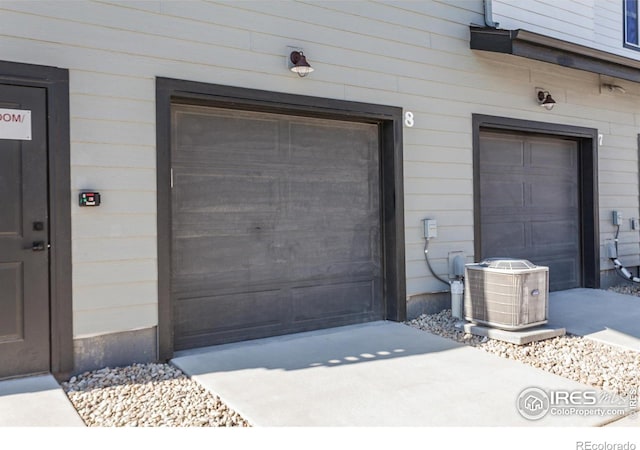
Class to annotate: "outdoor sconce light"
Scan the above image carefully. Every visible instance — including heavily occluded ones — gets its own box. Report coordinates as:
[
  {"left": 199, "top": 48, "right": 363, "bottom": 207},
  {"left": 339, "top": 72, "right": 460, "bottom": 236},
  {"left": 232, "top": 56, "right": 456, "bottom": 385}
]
[
  {"left": 536, "top": 90, "right": 556, "bottom": 110},
  {"left": 289, "top": 50, "right": 314, "bottom": 77},
  {"left": 601, "top": 83, "right": 626, "bottom": 94}
]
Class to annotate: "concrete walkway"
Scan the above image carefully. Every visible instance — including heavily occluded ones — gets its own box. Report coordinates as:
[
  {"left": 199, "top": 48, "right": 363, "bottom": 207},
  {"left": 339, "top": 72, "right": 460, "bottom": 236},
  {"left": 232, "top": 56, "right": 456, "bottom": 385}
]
[
  {"left": 0, "top": 374, "right": 84, "bottom": 426},
  {"left": 171, "top": 320, "right": 630, "bottom": 426},
  {"left": 548, "top": 288, "right": 640, "bottom": 351}
]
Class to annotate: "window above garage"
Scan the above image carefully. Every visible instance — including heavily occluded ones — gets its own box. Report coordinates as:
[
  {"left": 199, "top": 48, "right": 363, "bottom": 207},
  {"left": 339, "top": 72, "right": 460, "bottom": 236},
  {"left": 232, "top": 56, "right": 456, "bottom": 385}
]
[
  {"left": 625, "top": 0, "right": 640, "bottom": 50},
  {"left": 470, "top": 26, "right": 640, "bottom": 83}
]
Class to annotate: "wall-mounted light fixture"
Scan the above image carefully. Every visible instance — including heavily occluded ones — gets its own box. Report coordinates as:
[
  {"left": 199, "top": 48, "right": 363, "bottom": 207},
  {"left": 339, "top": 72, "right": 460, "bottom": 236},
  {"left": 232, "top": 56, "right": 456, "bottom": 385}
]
[
  {"left": 536, "top": 90, "right": 556, "bottom": 110},
  {"left": 289, "top": 50, "right": 314, "bottom": 77},
  {"left": 601, "top": 83, "right": 626, "bottom": 94}
]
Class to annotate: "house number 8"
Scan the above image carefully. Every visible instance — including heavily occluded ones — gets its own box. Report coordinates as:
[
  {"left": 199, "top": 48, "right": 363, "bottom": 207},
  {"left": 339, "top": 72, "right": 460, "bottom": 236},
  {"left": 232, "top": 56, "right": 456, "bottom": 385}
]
[{"left": 404, "top": 111, "right": 414, "bottom": 127}]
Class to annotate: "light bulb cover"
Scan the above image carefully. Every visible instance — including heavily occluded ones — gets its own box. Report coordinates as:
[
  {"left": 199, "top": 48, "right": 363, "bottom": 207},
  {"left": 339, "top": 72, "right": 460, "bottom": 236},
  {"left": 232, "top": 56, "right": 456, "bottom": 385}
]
[
  {"left": 290, "top": 51, "right": 314, "bottom": 77},
  {"left": 537, "top": 90, "right": 556, "bottom": 110}
]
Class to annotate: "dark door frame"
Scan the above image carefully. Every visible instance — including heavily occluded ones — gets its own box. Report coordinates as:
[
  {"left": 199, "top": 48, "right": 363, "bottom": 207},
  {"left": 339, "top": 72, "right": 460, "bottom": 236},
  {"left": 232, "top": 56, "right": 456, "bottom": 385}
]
[
  {"left": 0, "top": 60, "right": 73, "bottom": 379},
  {"left": 472, "top": 114, "right": 600, "bottom": 289},
  {"left": 156, "top": 77, "right": 406, "bottom": 360}
]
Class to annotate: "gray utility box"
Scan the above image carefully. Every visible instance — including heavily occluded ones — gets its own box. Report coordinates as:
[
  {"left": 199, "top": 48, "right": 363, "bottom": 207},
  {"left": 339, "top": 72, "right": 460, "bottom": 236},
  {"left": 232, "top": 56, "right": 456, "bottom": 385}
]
[{"left": 464, "top": 259, "right": 549, "bottom": 331}]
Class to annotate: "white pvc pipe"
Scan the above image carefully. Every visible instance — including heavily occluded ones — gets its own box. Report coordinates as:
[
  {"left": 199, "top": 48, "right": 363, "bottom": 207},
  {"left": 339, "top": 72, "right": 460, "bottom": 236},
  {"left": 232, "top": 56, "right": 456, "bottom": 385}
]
[{"left": 611, "top": 258, "right": 640, "bottom": 283}]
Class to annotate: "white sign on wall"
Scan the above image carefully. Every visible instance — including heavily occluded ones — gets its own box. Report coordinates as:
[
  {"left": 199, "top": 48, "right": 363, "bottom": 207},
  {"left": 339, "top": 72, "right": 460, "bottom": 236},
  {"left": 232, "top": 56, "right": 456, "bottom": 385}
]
[{"left": 0, "top": 108, "right": 32, "bottom": 141}]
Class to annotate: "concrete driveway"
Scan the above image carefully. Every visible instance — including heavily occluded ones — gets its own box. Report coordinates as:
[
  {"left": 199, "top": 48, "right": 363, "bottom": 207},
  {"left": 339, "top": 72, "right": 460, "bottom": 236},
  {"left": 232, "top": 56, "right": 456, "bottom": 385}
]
[{"left": 171, "top": 319, "right": 632, "bottom": 427}]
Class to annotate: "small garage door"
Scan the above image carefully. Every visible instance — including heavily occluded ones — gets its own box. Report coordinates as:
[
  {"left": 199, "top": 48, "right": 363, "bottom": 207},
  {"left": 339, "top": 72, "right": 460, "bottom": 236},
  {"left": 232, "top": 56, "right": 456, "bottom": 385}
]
[
  {"left": 479, "top": 131, "right": 581, "bottom": 291},
  {"left": 171, "top": 105, "right": 383, "bottom": 349}
]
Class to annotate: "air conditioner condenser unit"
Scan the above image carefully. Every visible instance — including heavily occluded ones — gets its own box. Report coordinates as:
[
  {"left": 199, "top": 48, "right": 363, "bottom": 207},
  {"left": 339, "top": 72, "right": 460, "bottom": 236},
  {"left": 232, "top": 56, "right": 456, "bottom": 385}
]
[{"left": 464, "top": 259, "right": 549, "bottom": 330}]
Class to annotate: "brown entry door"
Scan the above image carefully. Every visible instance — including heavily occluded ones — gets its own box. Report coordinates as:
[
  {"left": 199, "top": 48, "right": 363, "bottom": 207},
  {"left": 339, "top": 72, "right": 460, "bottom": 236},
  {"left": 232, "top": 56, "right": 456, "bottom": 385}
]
[{"left": 0, "top": 84, "right": 50, "bottom": 379}]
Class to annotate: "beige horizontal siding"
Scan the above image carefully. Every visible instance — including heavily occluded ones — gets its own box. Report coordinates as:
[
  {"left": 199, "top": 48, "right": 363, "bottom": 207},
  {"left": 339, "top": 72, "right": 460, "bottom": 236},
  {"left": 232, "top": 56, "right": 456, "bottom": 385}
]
[
  {"left": 72, "top": 237, "right": 156, "bottom": 264},
  {"left": 73, "top": 282, "right": 157, "bottom": 312},
  {"left": 72, "top": 144, "right": 155, "bottom": 169},
  {"left": 73, "top": 260, "right": 157, "bottom": 288},
  {"left": 71, "top": 213, "right": 156, "bottom": 238},
  {"left": 71, "top": 95, "right": 155, "bottom": 123},
  {"left": 70, "top": 71, "right": 155, "bottom": 100},
  {"left": 0, "top": 0, "right": 638, "bottom": 334},
  {"left": 74, "top": 304, "right": 157, "bottom": 337}
]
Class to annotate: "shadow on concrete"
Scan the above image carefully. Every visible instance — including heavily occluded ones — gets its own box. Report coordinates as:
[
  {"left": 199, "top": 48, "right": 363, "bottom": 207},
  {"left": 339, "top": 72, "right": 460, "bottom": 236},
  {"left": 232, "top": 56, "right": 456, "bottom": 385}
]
[
  {"left": 172, "top": 321, "right": 462, "bottom": 375},
  {"left": 0, "top": 374, "right": 60, "bottom": 397}
]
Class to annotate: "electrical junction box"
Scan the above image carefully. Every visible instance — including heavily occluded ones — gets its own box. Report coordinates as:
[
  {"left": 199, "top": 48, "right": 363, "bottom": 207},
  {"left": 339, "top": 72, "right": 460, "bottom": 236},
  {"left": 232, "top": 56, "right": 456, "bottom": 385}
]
[
  {"left": 613, "top": 211, "right": 622, "bottom": 226},
  {"left": 79, "top": 191, "right": 101, "bottom": 207},
  {"left": 423, "top": 218, "right": 437, "bottom": 239}
]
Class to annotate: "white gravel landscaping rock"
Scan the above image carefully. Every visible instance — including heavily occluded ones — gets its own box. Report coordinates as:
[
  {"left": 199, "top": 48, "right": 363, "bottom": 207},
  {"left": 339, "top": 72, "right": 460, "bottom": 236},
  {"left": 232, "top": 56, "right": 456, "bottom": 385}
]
[
  {"left": 406, "top": 310, "right": 640, "bottom": 401},
  {"left": 609, "top": 284, "right": 640, "bottom": 297},
  {"left": 61, "top": 363, "right": 250, "bottom": 427}
]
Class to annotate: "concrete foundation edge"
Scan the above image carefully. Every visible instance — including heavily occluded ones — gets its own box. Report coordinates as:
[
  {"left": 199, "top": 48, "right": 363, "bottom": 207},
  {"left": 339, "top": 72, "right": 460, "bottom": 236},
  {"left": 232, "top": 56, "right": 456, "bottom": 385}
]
[
  {"left": 406, "top": 291, "right": 450, "bottom": 320},
  {"left": 72, "top": 327, "right": 158, "bottom": 375},
  {"left": 600, "top": 267, "right": 640, "bottom": 290}
]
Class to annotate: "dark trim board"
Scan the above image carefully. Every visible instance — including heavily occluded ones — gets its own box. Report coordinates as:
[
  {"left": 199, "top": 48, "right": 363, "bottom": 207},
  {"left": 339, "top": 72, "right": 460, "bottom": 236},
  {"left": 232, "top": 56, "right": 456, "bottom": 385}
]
[
  {"left": 0, "top": 60, "right": 73, "bottom": 379},
  {"left": 472, "top": 114, "right": 600, "bottom": 289},
  {"left": 156, "top": 78, "right": 406, "bottom": 360},
  {"left": 470, "top": 27, "right": 640, "bottom": 84}
]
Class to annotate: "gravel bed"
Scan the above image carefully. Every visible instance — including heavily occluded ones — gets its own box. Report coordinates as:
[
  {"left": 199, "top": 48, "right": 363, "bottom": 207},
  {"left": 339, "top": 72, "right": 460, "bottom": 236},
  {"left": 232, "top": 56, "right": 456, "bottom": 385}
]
[
  {"left": 62, "top": 303, "right": 638, "bottom": 426},
  {"left": 609, "top": 284, "right": 640, "bottom": 297},
  {"left": 61, "top": 363, "right": 250, "bottom": 427},
  {"left": 406, "top": 310, "right": 640, "bottom": 400}
]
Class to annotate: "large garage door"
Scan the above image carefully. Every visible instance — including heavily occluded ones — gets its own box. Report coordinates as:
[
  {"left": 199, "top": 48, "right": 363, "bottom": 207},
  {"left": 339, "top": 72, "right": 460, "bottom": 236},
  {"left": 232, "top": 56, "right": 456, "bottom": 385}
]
[
  {"left": 479, "top": 131, "right": 581, "bottom": 291},
  {"left": 171, "top": 105, "right": 383, "bottom": 349}
]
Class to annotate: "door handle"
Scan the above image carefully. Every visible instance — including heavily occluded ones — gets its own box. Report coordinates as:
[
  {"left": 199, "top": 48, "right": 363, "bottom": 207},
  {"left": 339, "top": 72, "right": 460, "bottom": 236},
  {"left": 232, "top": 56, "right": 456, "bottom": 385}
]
[{"left": 24, "top": 241, "right": 46, "bottom": 251}]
